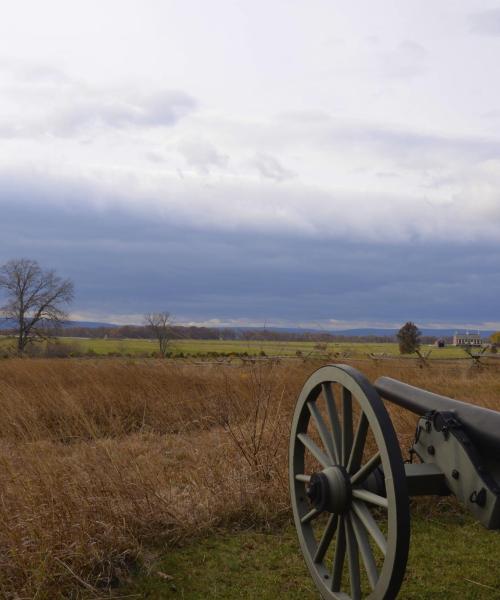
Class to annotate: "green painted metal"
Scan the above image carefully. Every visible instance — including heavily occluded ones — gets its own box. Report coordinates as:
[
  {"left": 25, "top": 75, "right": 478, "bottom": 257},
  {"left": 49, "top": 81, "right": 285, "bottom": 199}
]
[
  {"left": 375, "top": 376, "right": 500, "bottom": 528},
  {"left": 412, "top": 414, "right": 500, "bottom": 529},
  {"left": 403, "top": 463, "right": 449, "bottom": 497},
  {"left": 375, "top": 376, "right": 500, "bottom": 457},
  {"left": 291, "top": 364, "right": 500, "bottom": 598}
]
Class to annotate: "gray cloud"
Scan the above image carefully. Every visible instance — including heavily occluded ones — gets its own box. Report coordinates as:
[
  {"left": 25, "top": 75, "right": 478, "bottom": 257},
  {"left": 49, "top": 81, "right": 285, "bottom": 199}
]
[
  {"left": 382, "top": 40, "right": 427, "bottom": 79},
  {"left": 52, "top": 89, "right": 197, "bottom": 135},
  {"left": 2, "top": 161, "right": 500, "bottom": 247},
  {"left": 0, "top": 62, "right": 197, "bottom": 138},
  {"left": 268, "top": 111, "right": 500, "bottom": 176},
  {"left": 252, "top": 152, "right": 295, "bottom": 182},
  {"left": 0, "top": 58, "right": 71, "bottom": 83},
  {"left": 285, "top": 115, "right": 500, "bottom": 166},
  {"left": 145, "top": 151, "right": 167, "bottom": 164},
  {"left": 178, "top": 138, "right": 228, "bottom": 174},
  {"left": 1, "top": 169, "right": 500, "bottom": 325},
  {"left": 469, "top": 9, "right": 500, "bottom": 36}
]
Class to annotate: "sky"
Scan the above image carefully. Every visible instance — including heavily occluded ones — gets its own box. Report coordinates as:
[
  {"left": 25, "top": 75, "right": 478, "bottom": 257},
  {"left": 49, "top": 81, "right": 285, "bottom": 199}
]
[{"left": 1, "top": 1, "right": 500, "bottom": 329}]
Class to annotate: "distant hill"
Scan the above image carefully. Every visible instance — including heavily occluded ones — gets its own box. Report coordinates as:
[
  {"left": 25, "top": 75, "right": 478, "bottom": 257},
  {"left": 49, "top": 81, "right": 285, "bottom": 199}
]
[
  {"left": 328, "top": 328, "right": 493, "bottom": 338},
  {"left": 0, "top": 320, "right": 494, "bottom": 339},
  {"left": 0, "top": 319, "right": 117, "bottom": 330},
  {"left": 61, "top": 320, "right": 118, "bottom": 329},
  {"left": 234, "top": 326, "right": 494, "bottom": 339}
]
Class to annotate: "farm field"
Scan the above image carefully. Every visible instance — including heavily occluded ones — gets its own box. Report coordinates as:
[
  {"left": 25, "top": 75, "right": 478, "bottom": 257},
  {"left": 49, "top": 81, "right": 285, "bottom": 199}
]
[
  {"left": 58, "top": 338, "right": 485, "bottom": 359},
  {"left": 0, "top": 357, "right": 499, "bottom": 598},
  {"left": 0, "top": 335, "right": 482, "bottom": 359}
]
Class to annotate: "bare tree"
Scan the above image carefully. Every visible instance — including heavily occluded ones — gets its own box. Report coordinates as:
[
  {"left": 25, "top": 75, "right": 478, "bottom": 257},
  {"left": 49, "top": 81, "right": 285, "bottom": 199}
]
[
  {"left": 0, "top": 258, "right": 74, "bottom": 353},
  {"left": 144, "top": 312, "right": 172, "bottom": 357}
]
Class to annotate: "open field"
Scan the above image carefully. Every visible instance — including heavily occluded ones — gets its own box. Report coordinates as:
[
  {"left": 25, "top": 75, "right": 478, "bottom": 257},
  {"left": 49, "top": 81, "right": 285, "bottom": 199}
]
[
  {"left": 67, "top": 338, "right": 491, "bottom": 360},
  {"left": 0, "top": 358, "right": 500, "bottom": 597},
  {"left": 0, "top": 335, "right": 483, "bottom": 359}
]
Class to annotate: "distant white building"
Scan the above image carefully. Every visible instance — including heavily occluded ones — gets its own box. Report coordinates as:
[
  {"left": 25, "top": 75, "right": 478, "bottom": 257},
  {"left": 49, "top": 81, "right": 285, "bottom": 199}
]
[{"left": 453, "top": 332, "right": 482, "bottom": 346}]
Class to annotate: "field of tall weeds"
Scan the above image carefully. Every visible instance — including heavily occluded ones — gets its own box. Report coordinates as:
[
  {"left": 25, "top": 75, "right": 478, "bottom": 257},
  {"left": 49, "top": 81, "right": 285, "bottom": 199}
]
[{"left": 0, "top": 357, "right": 499, "bottom": 598}]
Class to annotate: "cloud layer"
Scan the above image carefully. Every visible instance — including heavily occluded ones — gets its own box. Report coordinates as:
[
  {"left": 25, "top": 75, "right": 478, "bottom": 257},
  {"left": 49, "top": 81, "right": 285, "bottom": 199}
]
[
  {"left": 1, "top": 168, "right": 500, "bottom": 327},
  {"left": 1, "top": 1, "right": 500, "bottom": 326}
]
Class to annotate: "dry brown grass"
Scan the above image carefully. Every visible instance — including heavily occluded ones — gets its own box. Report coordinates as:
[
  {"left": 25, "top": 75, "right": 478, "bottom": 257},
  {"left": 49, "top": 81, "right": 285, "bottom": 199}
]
[{"left": 0, "top": 357, "right": 499, "bottom": 598}]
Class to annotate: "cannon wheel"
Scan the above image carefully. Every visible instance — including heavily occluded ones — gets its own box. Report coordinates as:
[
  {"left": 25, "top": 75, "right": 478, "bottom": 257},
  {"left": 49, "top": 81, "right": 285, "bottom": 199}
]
[{"left": 289, "top": 365, "right": 410, "bottom": 599}]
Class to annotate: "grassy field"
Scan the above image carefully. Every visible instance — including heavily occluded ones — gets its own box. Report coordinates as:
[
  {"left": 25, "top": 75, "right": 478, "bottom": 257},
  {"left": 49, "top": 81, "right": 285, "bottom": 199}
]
[
  {"left": 0, "top": 335, "right": 481, "bottom": 359},
  {"left": 124, "top": 514, "right": 500, "bottom": 599},
  {"left": 62, "top": 338, "right": 483, "bottom": 359},
  {"left": 0, "top": 357, "right": 499, "bottom": 598}
]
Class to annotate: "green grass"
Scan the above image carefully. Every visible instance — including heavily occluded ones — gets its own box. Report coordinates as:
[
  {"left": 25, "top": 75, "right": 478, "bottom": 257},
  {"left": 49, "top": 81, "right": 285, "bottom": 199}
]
[
  {"left": 92, "top": 339, "right": 471, "bottom": 359},
  {"left": 122, "top": 512, "right": 500, "bottom": 599},
  {"left": 0, "top": 336, "right": 477, "bottom": 360}
]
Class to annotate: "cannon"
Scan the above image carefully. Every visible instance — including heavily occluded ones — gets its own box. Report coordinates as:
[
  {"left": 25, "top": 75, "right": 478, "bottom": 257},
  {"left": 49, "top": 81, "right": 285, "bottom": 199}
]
[{"left": 289, "top": 364, "right": 500, "bottom": 599}]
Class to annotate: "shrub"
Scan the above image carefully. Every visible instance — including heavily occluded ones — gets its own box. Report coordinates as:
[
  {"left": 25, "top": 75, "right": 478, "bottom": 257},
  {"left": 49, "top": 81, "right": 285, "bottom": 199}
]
[
  {"left": 45, "top": 341, "right": 82, "bottom": 358},
  {"left": 397, "top": 321, "right": 421, "bottom": 354}
]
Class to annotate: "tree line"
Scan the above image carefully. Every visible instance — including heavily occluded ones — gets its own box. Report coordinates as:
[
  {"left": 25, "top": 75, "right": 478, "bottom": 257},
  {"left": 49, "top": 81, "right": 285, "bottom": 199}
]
[
  {"left": 1, "top": 322, "right": 431, "bottom": 344},
  {"left": 0, "top": 257, "right": 448, "bottom": 355}
]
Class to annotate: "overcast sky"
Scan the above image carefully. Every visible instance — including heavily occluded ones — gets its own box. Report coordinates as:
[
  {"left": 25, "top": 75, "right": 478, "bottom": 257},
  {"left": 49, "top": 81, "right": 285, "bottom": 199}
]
[{"left": 1, "top": 1, "right": 500, "bottom": 329}]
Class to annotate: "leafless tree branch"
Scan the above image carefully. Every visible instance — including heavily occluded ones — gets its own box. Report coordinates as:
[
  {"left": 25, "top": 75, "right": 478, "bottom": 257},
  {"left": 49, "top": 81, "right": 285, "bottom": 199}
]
[
  {"left": 0, "top": 258, "right": 74, "bottom": 353},
  {"left": 144, "top": 312, "right": 172, "bottom": 357}
]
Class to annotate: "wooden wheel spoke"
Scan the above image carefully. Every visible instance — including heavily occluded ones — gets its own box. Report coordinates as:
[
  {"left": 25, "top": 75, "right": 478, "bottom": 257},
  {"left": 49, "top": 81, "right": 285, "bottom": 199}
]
[
  {"left": 352, "top": 500, "right": 387, "bottom": 556},
  {"left": 290, "top": 366, "right": 410, "bottom": 600},
  {"left": 331, "top": 514, "right": 346, "bottom": 591},
  {"left": 307, "top": 400, "right": 336, "bottom": 464},
  {"left": 347, "top": 413, "right": 369, "bottom": 474},
  {"left": 341, "top": 387, "right": 353, "bottom": 466},
  {"left": 350, "top": 510, "right": 379, "bottom": 590},
  {"left": 352, "top": 489, "right": 388, "bottom": 509},
  {"left": 350, "top": 451, "right": 381, "bottom": 486},
  {"left": 301, "top": 507, "right": 321, "bottom": 524},
  {"left": 322, "top": 383, "right": 341, "bottom": 464},
  {"left": 297, "top": 433, "right": 331, "bottom": 469},
  {"left": 345, "top": 514, "right": 361, "bottom": 600},
  {"left": 314, "top": 513, "right": 338, "bottom": 563}
]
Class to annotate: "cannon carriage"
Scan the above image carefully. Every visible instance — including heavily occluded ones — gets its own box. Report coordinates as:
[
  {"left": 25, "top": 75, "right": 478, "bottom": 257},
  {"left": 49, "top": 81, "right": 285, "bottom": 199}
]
[{"left": 289, "top": 364, "right": 500, "bottom": 599}]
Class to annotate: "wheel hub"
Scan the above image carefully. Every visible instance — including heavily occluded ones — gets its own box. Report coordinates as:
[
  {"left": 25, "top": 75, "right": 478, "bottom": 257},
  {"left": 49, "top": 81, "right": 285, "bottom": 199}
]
[{"left": 306, "top": 466, "right": 351, "bottom": 514}]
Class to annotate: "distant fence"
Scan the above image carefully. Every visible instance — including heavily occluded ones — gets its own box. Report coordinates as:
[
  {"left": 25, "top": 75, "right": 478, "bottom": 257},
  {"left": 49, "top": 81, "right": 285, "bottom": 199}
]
[{"left": 189, "top": 350, "right": 500, "bottom": 369}]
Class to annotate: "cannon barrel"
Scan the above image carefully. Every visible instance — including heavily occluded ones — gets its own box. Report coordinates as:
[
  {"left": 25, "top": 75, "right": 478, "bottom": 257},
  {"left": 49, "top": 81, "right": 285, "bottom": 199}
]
[{"left": 375, "top": 376, "right": 500, "bottom": 457}]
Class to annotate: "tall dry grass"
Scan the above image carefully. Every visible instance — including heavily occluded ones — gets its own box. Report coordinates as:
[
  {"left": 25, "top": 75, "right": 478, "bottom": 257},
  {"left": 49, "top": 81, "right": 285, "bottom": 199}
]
[{"left": 0, "top": 357, "right": 499, "bottom": 598}]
